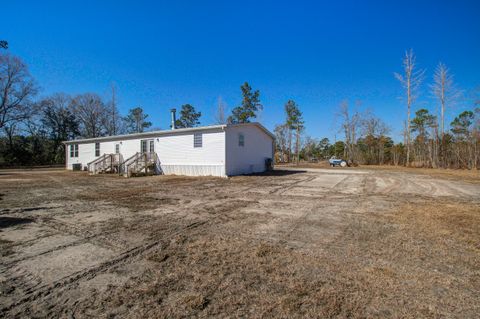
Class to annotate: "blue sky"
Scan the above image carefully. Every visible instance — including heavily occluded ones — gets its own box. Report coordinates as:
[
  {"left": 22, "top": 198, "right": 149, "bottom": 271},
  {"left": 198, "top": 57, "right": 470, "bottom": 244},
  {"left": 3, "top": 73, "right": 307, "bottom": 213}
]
[{"left": 2, "top": 0, "right": 480, "bottom": 141}]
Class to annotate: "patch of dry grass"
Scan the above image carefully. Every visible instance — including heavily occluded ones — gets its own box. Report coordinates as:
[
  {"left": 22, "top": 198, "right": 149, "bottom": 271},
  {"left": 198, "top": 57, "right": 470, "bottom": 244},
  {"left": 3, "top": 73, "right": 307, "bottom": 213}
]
[
  {"left": 80, "top": 233, "right": 368, "bottom": 318},
  {"left": 72, "top": 196, "right": 480, "bottom": 318},
  {"left": 1, "top": 169, "right": 478, "bottom": 318}
]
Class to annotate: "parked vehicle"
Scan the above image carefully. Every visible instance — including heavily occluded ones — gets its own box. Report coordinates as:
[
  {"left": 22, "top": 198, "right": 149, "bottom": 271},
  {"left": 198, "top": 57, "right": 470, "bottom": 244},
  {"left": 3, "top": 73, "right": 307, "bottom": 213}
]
[{"left": 329, "top": 156, "right": 348, "bottom": 167}]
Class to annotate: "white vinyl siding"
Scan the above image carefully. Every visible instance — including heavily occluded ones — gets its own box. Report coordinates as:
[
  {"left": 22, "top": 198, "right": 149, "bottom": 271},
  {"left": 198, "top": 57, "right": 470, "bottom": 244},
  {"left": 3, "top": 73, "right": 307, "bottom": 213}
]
[
  {"left": 225, "top": 125, "right": 274, "bottom": 176},
  {"left": 66, "top": 129, "right": 226, "bottom": 176},
  {"left": 155, "top": 130, "right": 224, "bottom": 165}
]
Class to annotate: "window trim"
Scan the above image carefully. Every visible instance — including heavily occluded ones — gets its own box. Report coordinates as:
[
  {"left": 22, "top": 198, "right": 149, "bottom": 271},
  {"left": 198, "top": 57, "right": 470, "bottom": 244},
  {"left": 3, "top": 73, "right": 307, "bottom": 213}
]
[
  {"left": 149, "top": 140, "right": 155, "bottom": 153},
  {"left": 141, "top": 140, "right": 147, "bottom": 153},
  {"left": 194, "top": 133, "right": 202, "bottom": 148},
  {"left": 238, "top": 133, "right": 245, "bottom": 147},
  {"left": 70, "top": 144, "right": 79, "bottom": 158}
]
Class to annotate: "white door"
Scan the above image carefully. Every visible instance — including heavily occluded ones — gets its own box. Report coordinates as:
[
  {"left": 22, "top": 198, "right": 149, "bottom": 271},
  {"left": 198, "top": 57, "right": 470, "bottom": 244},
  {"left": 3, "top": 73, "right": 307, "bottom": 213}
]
[{"left": 141, "top": 139, "right": 154, "bottom": 153}]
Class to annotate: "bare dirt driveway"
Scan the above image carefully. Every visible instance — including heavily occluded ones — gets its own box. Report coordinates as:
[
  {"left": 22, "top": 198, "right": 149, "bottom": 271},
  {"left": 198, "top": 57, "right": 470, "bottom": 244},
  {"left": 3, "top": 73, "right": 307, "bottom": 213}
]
[{"left": 0, "top": 167, "right": 479, "bottom": 318}]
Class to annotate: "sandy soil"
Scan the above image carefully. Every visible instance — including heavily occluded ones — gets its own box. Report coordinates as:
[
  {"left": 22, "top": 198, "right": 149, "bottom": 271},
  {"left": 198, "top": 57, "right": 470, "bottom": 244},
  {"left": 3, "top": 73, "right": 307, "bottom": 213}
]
[{"left": 0, "top": 167, "right": 479, "bottom": 318}]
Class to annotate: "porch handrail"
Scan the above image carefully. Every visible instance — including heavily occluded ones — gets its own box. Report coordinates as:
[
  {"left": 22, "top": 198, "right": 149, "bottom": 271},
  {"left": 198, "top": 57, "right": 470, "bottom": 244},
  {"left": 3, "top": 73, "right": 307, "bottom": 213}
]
[
  {"left": 87, "top": 154, "right": 109, "bottom": 173},
  {"left": 121, "top": 152, "right": 157, "bottom": 177},
  {"left": 87, "top": 153, "right": 108, "bottom": 166}
]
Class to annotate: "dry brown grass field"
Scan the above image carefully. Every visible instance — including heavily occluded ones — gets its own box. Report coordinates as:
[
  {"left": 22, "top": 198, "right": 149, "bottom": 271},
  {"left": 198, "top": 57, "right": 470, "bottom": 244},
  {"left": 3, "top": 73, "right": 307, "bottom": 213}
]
[{"left": 0, "top": 167, "right": 479, "bottom": 318}]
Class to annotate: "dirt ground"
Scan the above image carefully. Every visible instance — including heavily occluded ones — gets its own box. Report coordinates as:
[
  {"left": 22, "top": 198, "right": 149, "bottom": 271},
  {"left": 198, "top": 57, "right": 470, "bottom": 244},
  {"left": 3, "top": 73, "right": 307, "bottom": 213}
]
[{"left": 0, "top": 167, "right": 479, "bottom": 318}]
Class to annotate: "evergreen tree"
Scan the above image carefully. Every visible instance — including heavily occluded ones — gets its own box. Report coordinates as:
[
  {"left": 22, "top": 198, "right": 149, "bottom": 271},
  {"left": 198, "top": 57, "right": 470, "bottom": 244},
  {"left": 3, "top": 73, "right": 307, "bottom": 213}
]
[
  {"left": 228, "top": 82, "right": 262, "bottom": 124},
  {"left": 125, "top": 107, "right": 152, "bottom": 133},
  {"left": 175, "top": 104, "right": 201, "bottom": 128},
  {"left": 451, "top": 111, "right": 474, "bottom": 140},
  {"left": 284, "top": 100, "right": 304, "bottom": 162}
]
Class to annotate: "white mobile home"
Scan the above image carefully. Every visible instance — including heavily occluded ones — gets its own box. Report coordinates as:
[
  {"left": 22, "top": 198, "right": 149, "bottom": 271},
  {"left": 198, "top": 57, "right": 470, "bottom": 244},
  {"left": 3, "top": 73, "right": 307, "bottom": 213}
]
[{"left": 63, "top": 122, "right": 274, "bottom": 177}]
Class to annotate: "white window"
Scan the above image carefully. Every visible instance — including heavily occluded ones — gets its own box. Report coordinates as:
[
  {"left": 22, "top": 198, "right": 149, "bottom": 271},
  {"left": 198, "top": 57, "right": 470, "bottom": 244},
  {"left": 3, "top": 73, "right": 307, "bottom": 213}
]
[
  {"left": 70, "top": 144, "right": 79, "bottom": 157},
  {"left": 238, "top": 133, "right": 245, "bottom": 147},
  {"left": 95, "top": 143, "right": 100, "bottom": 157},
  {"left": 141, "top": 140, "right": 154, "bottom": 153},
  {"left": 194, "top": 133, "right": 202, "bottom": 148},
  {"left": 141, "top": 140, "right": 147, "bottom": 153}
]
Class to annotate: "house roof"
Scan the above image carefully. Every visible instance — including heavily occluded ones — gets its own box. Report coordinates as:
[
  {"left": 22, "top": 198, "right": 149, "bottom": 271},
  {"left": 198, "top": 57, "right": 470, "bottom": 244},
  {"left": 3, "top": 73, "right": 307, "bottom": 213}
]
[{"left": 63, "top": 122, "right": 274, "bottom": 144}]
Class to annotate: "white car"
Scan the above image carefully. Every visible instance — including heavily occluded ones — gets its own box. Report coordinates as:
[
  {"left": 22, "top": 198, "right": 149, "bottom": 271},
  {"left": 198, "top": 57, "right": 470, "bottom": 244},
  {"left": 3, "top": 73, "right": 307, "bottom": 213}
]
[{"left": 329, "top": 156, "right": 348, "bottom": 167}]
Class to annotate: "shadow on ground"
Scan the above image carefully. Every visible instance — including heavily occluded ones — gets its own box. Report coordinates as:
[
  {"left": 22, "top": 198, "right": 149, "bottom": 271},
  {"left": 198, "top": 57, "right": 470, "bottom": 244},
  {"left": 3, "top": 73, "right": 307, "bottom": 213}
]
[
  {"left": 247, "top": 169, "right": 307, "bottom": 176},
  {"left": 0, "top": 217, "right": 34, "bottom": 229}
]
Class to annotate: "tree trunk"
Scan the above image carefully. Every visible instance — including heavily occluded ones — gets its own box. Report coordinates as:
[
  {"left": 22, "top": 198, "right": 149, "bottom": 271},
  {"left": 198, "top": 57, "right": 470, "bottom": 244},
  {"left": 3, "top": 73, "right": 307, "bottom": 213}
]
[
  {"left": 288, "top": 130, "right": 292, "bottom": 163},
  {"left": 296, "top": 126, "right": 300, "bottom": 165}
]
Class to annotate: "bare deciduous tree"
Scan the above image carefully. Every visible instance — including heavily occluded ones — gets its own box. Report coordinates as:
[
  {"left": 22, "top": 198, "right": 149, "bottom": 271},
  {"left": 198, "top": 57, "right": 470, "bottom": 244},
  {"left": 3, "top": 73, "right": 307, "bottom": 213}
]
[
  {"left": 274, "top": 123, "right": 289, "bottom": 162},
  {"left": 214, "top": 96, "right": 227, "bottom": 124},
  {"left": 0, "top": 54, "right": 37, "bottom": 130},
  {"left": 104, "top": 83, "right": 124, "bottom": 135},
  {"left": 394, "top": 49, "right": 425, "bottom": 165},
  {"left": 70, "top": 93, "right": 108, "bottom": 138},
  {"left": 38, "top": 93, "right": 79, "bottom": 161},
  {"left": 431, "top": 63, "right": 461, "bottom": 137},
  {"left": 338, "top": 100, "right": 361, "bottom": 163},
  {"left": 360, "top": 111, "right": 390, "bottom": 164}
]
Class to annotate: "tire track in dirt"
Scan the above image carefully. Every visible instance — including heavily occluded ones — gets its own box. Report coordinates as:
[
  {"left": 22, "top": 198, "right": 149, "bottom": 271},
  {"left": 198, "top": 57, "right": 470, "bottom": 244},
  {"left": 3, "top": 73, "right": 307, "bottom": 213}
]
[
  {"left": 2, "top": 235, "right": 101, "bottom": 267},
  {"left": 0, "top": 265, "right": 43, "bottom": 301},
  {"left": 36, "top": 216, "right": 126, "bottom": 251},
  {"left": 379, "top": 175, "right": 402, "bottom": 194},
  {"left": 433, "top": 180, "right": 480, "bottom": 199},
  {"left": 409, "top": 176, "right": 438, "bottom": 195},
  {"left": 272, "top": 174, "right": 317, "bottom": 195},
  {"left": 0, "top": 219, "right": 210, "bottom": 315},
  {"left": 326, "top": 174, "right": 351, "bottom": 192}
]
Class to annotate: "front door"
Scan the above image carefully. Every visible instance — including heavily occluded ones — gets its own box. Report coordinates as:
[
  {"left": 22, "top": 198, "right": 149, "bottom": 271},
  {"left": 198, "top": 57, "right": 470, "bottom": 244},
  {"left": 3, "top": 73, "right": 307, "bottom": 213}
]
[{"left": 141, "top": 139, "right": 154, "bottom": 153}]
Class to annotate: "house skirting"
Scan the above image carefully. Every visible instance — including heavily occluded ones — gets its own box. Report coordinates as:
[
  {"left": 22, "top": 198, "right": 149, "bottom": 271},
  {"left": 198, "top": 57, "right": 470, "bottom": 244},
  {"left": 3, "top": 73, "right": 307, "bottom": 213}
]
[{"left": 159, "top": 164, "right": 225, "bottom": 177}]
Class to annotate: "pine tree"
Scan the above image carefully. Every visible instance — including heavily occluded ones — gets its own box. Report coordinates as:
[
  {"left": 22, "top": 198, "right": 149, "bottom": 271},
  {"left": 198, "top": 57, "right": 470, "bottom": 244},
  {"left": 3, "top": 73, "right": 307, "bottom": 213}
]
[
  {"left": 228, "top": 82, "right": 262, "bottom": 124},
  {"left": 125, "top": 107, "right": 152, "bottom": 133},
  {"left": 175, "top": 104, "right": 201, "bottom": 128}
]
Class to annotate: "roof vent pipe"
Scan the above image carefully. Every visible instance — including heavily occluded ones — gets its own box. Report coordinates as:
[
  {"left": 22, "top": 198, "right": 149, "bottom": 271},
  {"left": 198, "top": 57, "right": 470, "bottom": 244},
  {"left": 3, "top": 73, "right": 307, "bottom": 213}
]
[{"left": 170, "top": 108, "right": 176, "bottom": 130}]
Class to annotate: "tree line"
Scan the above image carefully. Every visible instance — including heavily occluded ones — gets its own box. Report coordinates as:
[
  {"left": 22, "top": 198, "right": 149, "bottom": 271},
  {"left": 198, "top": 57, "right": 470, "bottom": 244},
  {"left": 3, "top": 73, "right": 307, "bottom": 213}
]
[
  {"left": 1, "top": 42, "right": 479, "bottom": 169},
  {"left": 0, "top": 44, "right": 263, "bottom": 166},
  {"left": 275, "top": 50, "right": 480, "bottom": 169}
]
